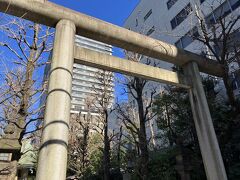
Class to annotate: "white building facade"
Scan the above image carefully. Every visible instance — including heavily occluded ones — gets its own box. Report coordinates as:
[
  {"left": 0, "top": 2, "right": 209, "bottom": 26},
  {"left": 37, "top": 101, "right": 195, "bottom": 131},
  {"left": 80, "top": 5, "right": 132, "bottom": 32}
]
[
  {"left": 124, "top": 0, "right": 240, "bottom": 147},
  {"left": 71, "top": 36, "right": 114, "bottom": 114}
]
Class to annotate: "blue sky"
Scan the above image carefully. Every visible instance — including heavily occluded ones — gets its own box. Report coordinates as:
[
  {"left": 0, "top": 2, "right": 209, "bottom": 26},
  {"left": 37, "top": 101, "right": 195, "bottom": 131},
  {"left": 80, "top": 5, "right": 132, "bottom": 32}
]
[
  {"left": 49, "top": 0, "right": 139, "bottom": 26},
  {"left": 0, "top": 0, "right": 140, "bottom": 131},
  {"left": 49, "top": 0, "right": 140, "bottom": 101},
  {"left": 49, "top": 0, "right": 139, "bottom": 57},
  {"left": 0, "top": 0, "right": 140, "bottom": 108}
]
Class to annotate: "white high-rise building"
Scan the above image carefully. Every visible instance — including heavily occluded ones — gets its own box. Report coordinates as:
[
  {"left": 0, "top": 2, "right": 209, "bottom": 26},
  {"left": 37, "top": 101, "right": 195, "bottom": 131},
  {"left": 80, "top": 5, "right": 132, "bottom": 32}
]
[
  {"left": 40, "top": 36, "right": 114, "bottom": 119},
  {"left": 71, "top": 36, "right": 114, "bottom": 114},
  {"left": 124, "top": 0, "right": 240, "bottom": 146}
]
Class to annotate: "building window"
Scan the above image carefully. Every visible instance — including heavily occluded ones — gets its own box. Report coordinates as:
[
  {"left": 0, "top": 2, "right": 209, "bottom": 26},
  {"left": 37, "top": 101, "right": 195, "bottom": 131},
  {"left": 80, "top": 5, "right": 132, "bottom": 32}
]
[
  {"left": 0, "top": 153, "right": 10, "bottom": 161},
  {"left": 205, "top": 0, "right": 240, "bottom": 26},
  {"left": 175, "top": 27, "right": 199, "bottom": 49},
  {"left": 144, "top": 9, "right": 152, "bottom": 21},
  {"left": 136, "top": 19, "right": 138, "bottom": 27},
  {"left": 146, "top": 26, "right": 155, "bottom": 36},
  {"left": 167, "top": 0, "right": 178, "bottom": 9},
  {"left": 205, "top": 13, "right": 216, "bottom": 25},
  {"left": 170, "top": 19, "right": 177, "bottom": 30},
  {"left": 170, "top": 3, "right": 192, "bottom": 29},
  {"left": 230, "top": 0, "right": 240, "bottom": 11},
  {"left": 215, "top": 1, "right": 231, "bottom": 18}
]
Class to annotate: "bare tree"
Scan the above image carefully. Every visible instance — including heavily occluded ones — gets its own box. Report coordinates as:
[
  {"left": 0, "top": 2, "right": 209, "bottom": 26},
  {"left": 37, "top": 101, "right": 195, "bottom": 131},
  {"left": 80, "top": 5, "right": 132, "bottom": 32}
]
[
  {"left": 116, "top": 52, "right": 158, "bottom": 180},
  {"left": 192, "top": 1, "right": 240, "bottom": 112},
  {"left": 67, "top": 69, "right": 115, "bottom": 179},
  {"left": 115, "top": 125, "right": 123, "bottom": 171},
  {"left": 68, "top": 97, "right": 94, "bottom": 179},
  {"left": 91, "top": 70, "right": 115, "bottom": 180},
  {"left": 0, "top": 17, "right": 53, "bottom": 144}
]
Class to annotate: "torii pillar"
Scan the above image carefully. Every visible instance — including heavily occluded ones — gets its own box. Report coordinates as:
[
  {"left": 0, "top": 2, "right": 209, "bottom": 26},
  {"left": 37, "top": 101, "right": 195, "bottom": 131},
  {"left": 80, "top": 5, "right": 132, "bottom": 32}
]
[
  {"left": 36, "top": 19, "right": 76, "bottom": 180},
  {"left": 184, "top": 62, "right": 227, "bottom": 180}
]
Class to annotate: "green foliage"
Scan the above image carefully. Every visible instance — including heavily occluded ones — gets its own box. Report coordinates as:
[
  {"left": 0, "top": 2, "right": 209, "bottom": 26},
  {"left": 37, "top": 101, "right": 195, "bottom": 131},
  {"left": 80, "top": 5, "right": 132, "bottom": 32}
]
[
  {"left": 88, "top": 147, "right": 103, "bottom": 175},
  {"left": 203, "top": 77, "right": 240, "bottom": 180},
  {"left": 153, "top": 87, "right": 194, "bottom": 146},
  {"left": 148, "top": 148, "right": 178, "bottom": 180},
  {"left": 153, "top": 86, "right": 207, "bottom": 180},
  {"left": 152, "top": 77, "right": 240, "bottom": 180},
  {"left": 67, "top": 77, "right": 240, "bottom": 179}
]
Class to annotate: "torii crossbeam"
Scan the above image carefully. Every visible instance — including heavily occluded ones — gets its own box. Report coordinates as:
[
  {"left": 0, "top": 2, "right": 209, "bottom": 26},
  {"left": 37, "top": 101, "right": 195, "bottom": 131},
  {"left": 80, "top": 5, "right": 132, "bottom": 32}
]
[{"left": 0, "top": 0, "right": 227, "bottom": 180}]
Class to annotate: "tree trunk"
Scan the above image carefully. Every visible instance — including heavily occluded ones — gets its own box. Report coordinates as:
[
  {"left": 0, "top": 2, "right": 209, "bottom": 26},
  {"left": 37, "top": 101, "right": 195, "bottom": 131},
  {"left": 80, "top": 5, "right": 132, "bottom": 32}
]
[
  {"left": 222, "top": 71, "right": 239, "bottom": 113},
  {"left": 166, "top": 104, "right": 174, "bottom": 147},
  {"left": 103, "top": 111, "right": 110, "bottom": 180},
  {"left": 175, "top": 138, "right": 191, "bottom": 180},
  {"left": 18, "top": 52, "right": 35, "bottom": 144},
  {"left": 117, "top": 126, "right": 123, "bottom": 173},
  {"left": 137, "top": 96, "right": 149, "bottom": 180},
  {"left": 18, "top": 23, "right": 39, "bottom": 144},
  {"left": 81, "top": 125, "right": 89, "bottom": 178}
]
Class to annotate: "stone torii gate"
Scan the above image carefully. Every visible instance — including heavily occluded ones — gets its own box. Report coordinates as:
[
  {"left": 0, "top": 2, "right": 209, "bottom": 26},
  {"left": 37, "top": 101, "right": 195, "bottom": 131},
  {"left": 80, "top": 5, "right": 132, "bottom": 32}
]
[{"left": 0, "top": 0, "right": 228, "bottom": 180}]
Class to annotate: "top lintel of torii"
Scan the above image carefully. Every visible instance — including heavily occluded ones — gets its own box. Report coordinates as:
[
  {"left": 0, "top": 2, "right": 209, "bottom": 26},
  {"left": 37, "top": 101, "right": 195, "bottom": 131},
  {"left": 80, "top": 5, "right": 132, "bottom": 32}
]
[{"left": 0, "top": 0, "right": 224, "bottom": 77}]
